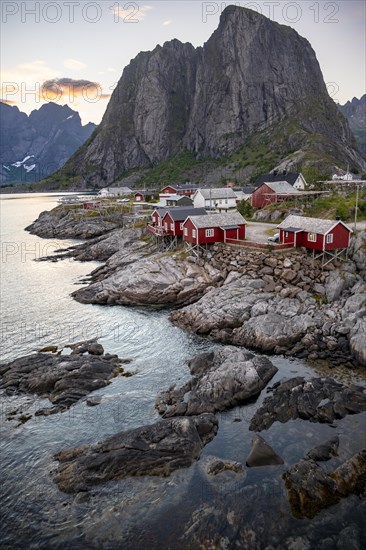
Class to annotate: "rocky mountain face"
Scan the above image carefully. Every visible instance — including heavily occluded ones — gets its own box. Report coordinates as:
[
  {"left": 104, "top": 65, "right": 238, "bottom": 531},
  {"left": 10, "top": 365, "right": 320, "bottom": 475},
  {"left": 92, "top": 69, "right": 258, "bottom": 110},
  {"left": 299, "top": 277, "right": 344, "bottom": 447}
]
[
  {"left": 54, "top": 5, "right": 365, "bottom": 188},
  {"left": 338, "top": 95, "right": 366, "bottom": 157},
  {"left": 0, "top": 102, "right": 96, "bottom": 185}
]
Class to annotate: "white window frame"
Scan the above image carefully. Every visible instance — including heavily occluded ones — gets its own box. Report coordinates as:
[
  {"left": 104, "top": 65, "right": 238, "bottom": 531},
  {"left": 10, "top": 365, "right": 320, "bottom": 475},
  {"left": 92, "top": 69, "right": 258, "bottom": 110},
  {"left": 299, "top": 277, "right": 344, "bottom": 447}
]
[
  {"left": 192, "top": 229, "right": 196, "bottom": 238},
  {"left": 170, "top": 223, "right": 174, "bottom": 232},
  {"left": 205, "top": 228, "right": 214, "bottom": 237},
  {"left": 184, "top": 227, "right": 188, "bottom": 236},
  {"left": 164, "top": 222, "right": 168, "bottom": 231},
  {"left": 326, "top": 233, "right": 333, "bottom": 244},
  {"left": 180, "top": 223, "right": 184, "bottom": 230},
  {"left": 308, "top": 233, "right": 316, "bottom": 242},
  {"left": 285, "top": 231, "right": 289, "bottom": 238}
]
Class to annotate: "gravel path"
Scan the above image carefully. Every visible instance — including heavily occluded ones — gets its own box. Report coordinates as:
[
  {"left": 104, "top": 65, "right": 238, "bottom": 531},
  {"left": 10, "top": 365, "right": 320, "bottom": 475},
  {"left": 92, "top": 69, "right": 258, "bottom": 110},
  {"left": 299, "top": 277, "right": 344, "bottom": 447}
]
[{"left": 246, "top": 221, "right": 278, "bottom": 243}]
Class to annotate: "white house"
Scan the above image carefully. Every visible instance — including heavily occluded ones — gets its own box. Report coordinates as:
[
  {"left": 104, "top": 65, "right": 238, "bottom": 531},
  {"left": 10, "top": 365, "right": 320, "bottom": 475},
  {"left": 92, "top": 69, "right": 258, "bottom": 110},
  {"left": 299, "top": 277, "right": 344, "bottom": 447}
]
[
  {"left": 192, "top": 188, "right": 238, "bottom": 211},
  {"left": 332, "top": 171, "right": 359, "bottom": 182},
  {"left": 98, "top": 186, "right": 132, "bottom": 197}
]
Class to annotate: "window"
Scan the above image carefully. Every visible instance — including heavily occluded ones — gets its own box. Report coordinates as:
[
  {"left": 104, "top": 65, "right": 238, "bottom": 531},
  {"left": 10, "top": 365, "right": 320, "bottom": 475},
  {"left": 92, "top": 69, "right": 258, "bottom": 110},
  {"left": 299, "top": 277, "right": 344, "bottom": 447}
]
[
  {"left": 164, "top": 222, "right": 168, "bottom": 231},
  {"left": 326, "top": 233, "right": 333, "bottom": 244},
  {"left": 192, "top": 229, "right": 196, "bottom": 238},
  {"left": 285, "top": 232, "right": 289, "bottom": 238},
  {"left": 308, "top": 233, "right": 316, "bottom": 242},
  {"left": 170, "top": 223, "right": 174, "bottom": 232},
  {"left": 184, "top": 228, "right": 188, "bottom": 236},
  {"left": 206, "top": 228, "right": 214, "bottom": 237},
  {"left": 180, "top": 223, "right": 184, "bottom": 230}
]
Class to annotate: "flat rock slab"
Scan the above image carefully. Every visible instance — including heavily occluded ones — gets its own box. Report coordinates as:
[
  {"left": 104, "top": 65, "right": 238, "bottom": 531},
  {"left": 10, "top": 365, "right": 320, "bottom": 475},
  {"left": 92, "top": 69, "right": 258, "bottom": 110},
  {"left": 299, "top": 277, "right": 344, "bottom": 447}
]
[
  {"left": 249, "top": 377, "right": 366, "bottom": 432},
  {"left": 53, "top": 414, "right": 218, "bottom": 493},
  {"left": 283, "top": 450, "right": 366, "bottom": 518},
  {"left": 0, "top": 345, "right": 126, "bottom": 417},
  {"left": 156, "top": 346, "right": 277, "bottom": 417}
]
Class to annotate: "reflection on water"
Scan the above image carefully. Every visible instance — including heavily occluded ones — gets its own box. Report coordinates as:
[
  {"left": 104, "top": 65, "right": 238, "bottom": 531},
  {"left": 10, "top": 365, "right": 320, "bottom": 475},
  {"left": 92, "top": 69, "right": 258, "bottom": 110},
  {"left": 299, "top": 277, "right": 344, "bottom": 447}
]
[{"left": 1, "top": 194, "right": 365, "bottom": 548}]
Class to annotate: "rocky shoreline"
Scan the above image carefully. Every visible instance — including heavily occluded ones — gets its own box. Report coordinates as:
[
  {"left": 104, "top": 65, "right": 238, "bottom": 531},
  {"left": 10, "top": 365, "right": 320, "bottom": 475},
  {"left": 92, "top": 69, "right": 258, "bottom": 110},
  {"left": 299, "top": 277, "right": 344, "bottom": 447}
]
[
  {"left": 30, "top": 207, "right": 366, "bottom": 367},
  {"left": 16, "top": 205, "right": 366, "bottom": 532}
]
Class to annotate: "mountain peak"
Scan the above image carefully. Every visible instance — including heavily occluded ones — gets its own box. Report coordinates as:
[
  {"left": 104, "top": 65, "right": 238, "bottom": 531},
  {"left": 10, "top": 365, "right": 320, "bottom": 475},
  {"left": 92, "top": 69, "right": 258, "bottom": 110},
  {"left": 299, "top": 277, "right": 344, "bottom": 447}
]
[{"left": 54, "top": 8, "right": 365, "bottom": 188}]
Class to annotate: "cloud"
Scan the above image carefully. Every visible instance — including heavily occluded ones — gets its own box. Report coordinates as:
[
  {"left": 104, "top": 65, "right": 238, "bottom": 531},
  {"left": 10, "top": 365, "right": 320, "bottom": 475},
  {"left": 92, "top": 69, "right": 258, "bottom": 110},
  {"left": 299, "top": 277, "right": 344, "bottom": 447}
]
[
  {"left": 163, "top": 20, "right": 172, "bottom": 26},
  {"left": 113, "top": 4, "right": 152, "bottom": 22},
  {"left": 41, "top": 78, "right": 111, "bottom": 102},
  {"left": 1, "top": 60, "right": 60, "bottom": 82},
  {"left": 63, "top": 59, "right": 86, "bottom": 71}
]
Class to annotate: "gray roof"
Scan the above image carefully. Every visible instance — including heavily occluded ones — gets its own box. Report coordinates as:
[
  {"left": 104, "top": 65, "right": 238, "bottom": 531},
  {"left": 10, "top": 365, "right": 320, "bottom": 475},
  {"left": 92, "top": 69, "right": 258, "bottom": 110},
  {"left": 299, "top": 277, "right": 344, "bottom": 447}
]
[
  {"left": 166, "top": 194, "right": 193, "bottom": 202},
  {"left": 278, "top": 215, "right": 352, "bottom": 235},
  {"left": 255, "top": 172, "right": 301, "bottom": 186},
  {"left": 175, "top": 183, "right": 198, "bottom": 190},
  {"left": 284, "top": 226, "right": 303, "bottom": 233},
  {"left": 165, "top": 207, "right": 206, "bottom": 221},
  {"left": 187, "top": 211, "right": 247, "bottom": 229},
  {"left": 263, "top": 181, "right": 301, "bottom": 194},
  {"left": 198, "top": 188, "right": 237, "bottom": 199}
]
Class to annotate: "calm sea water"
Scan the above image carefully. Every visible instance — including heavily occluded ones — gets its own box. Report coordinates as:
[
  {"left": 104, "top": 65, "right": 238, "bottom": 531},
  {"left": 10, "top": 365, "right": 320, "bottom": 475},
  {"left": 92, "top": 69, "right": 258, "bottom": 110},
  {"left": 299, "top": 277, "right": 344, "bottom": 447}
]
[{"left": 1, "top": 193, "right": 365, "bottom": 549}]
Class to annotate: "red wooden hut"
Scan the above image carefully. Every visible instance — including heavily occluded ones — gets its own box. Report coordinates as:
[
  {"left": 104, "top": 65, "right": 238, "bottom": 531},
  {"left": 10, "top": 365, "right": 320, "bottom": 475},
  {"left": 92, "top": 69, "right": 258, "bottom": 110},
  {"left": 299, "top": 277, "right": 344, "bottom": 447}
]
[
  {"left": 162, "top": 208, "right": 207, "bottom": 237},
  {"left": 277, "top": 215, "right": 352, "bottom": 251},
  {"left": 183, "top": 212, "right": 246, "bottom": 247},
  {"left": 150, "top": 208, "right": 168, "bottom": 229}
]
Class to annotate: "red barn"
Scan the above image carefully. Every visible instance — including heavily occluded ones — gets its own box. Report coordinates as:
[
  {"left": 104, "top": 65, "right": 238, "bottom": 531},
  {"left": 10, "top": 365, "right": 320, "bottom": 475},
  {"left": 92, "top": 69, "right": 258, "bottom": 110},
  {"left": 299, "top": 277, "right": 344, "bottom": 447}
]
[
  {"left": 252, "top": 181, "right": 302, "bottom": 209},
  {"left": 277, "top": 215, "right": 352, "bottom": 251},
  {"left": 160, "top": 184, "right": 198, "bottom": 198},
  {"left": 162, "top": 208, "right": 207, "bottom": 237},
  {"left": 183, "top": 212, "right": 246, "bottom": 245}
]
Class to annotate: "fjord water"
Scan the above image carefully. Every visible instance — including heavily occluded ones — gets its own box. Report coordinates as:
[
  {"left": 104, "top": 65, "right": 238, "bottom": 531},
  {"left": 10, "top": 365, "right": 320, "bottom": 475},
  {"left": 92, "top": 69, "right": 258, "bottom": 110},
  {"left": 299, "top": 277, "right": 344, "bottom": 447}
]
[{"left": 1, "top": 194, "right": 365, "bottom": 549}]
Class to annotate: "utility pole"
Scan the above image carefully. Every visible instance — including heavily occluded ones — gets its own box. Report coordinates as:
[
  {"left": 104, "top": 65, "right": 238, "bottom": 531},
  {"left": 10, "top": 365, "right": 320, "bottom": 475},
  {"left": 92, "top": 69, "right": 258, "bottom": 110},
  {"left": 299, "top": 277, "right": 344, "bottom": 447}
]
[{"left": 354, "top": 183, "right": 359, "bottom": 231}]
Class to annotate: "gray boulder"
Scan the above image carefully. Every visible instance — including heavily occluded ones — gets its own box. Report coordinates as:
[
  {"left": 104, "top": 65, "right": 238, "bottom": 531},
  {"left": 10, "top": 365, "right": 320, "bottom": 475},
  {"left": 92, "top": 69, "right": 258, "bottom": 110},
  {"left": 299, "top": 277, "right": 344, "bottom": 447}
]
[
  {"left": 325, "top": 269, "right": 357, "bottom": 303},
  {"left": 350, "top": 231, "right": 366, "bottom": 273},
  {"left": 156, "top": 346, "right": 277, "bottom": 417},
  {"left": 349, "top": 318, "right": 366, "bottom": 366}
]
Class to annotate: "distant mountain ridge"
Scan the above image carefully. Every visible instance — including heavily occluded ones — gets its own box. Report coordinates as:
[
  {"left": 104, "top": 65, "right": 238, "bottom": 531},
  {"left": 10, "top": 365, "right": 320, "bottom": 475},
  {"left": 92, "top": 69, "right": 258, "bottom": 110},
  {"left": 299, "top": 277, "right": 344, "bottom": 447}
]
[
  {"left": 338, "top": 95, "right": 366, "bottom": 157},
  {"left": 44, "top": 6, "right": 366, "bottom": 189},
  {"left": 0, "top": 102, "right": 96, "bottom": 185}
]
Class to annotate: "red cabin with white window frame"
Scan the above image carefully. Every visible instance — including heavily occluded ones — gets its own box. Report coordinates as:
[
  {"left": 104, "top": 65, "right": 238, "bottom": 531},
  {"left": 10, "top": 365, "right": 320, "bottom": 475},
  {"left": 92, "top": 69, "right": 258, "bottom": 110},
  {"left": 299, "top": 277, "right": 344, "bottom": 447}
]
[
  {"left": 277, "top": 215, "right": 352, "bottom": 251},
  {"left": 183, "top": 212, "right": 246, "bottom": 245},
  {"left": 162, "top": 208, "right": 207, "bottom": 237},
  {"left": 151, "top": 208, "right": 168, "bottom": 227}
]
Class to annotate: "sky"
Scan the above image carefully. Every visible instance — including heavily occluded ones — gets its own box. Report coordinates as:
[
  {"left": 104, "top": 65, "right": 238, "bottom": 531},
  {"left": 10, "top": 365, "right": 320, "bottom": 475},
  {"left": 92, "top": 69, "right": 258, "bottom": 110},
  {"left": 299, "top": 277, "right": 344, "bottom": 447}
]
[{"left": 1, "top": 0, "right": 365, "bottom": 125}]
